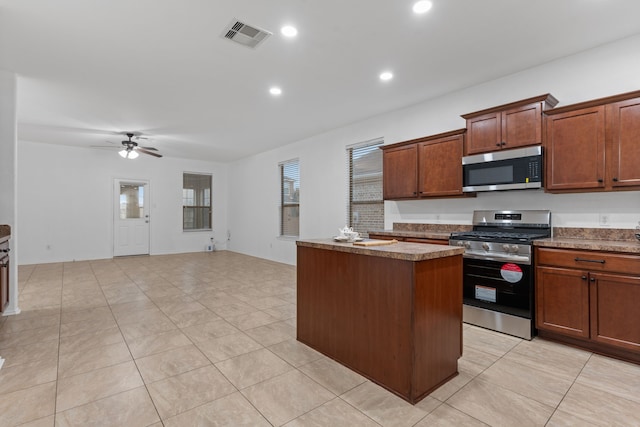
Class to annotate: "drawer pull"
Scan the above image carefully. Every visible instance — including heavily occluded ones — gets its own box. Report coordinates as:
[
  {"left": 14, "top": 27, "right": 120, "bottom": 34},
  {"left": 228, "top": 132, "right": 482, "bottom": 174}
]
[{"left": 574, "top": 257, "right": 605, "bottom": 264}]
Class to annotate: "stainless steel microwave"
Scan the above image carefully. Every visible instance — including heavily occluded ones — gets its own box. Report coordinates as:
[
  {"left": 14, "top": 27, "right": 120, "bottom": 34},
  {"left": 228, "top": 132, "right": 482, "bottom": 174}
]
[{"left": 462, "top": 146, "right": 542, "bottom": 193}]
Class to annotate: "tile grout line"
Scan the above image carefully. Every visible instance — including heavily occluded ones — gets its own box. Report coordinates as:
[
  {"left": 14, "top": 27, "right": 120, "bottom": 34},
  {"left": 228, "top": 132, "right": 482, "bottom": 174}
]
[
  {"left": 93, "top": 258, "right": 166, "bottom": 425},
  {"left": 543, "top": 351, "right": 594, "bottom": 426},
  {"left": 52, "top": 261, "right": 69, "bottom": 425}
]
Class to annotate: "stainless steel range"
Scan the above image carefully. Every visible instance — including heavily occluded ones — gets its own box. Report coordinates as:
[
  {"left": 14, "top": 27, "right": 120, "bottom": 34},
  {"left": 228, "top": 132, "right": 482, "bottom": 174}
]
[{"left": 449, "top": 210, "right": 551, "bottom": 340}]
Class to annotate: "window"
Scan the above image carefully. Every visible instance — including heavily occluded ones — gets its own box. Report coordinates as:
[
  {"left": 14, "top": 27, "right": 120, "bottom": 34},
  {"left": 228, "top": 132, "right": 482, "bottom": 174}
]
[
  {"left": 119, "top": 184, "right": 144, "bottom": 219},
  {"left": 348, "top": 138, "right": 384, "bottom": 236},
  {"left": 279, "top": 159, "right": 300, "bottom": 237},
  {"left": 183, "top": 173, "right": 212, "bottom": 230}
]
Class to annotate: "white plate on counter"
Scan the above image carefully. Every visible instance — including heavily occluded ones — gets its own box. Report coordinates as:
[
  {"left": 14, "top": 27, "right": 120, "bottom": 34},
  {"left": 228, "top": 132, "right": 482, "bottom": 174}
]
[{"left": 333, "top": 236, "right": 363, "bottom": 242}]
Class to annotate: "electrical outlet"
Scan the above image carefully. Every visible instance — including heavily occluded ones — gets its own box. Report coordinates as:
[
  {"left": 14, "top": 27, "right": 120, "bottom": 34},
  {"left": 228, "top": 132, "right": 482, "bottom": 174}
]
[{"left": 599, "top": 214, "right": 610, "bottom": 226}]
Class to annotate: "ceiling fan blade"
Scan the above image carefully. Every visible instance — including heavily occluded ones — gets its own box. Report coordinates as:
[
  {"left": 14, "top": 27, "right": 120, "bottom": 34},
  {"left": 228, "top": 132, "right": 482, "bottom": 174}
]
[
  {"left": 139, "top": 146, "right": 158, "bottom": 151},
  {"left": 137, "top": 148, "right": 163, "bottom": 158}
]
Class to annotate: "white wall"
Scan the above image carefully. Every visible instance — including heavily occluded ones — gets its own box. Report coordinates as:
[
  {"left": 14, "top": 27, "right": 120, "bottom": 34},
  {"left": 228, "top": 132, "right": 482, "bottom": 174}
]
[
  {"left": 18, "top": 141, "right": 229, "bottom": 265},
  {"left": 228, "top": 34, "right": 640, "bottom": 266},
  {"left": 0, "top": 70, "right": 19, "bottom": 314}
]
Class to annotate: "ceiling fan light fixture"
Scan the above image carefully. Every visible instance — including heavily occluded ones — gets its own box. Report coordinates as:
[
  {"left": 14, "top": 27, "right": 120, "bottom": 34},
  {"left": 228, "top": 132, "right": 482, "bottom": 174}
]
[{"left": 119, "top": 149, "right": 139, "bottom": 159}]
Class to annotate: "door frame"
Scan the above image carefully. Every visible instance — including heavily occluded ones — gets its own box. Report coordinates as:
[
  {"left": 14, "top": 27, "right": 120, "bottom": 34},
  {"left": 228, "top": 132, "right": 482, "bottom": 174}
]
[{"left": 113, "top": 178, "right": 151, "bottom": 257}]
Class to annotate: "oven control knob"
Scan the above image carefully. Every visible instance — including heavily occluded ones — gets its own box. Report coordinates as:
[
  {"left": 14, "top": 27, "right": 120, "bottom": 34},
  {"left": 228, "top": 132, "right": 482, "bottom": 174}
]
[
  {"left": 510, "top": 245, "right": 520, "bottom": 253},
  {"left": 481, "top": 242, "right": 490, "bottom": 251},
  {"left": 502, "top": 244, "right": 510, "bottom": 252},
  {"left": 464, "top": 241, "right": 471, "bottom": 249},
  {"left": 456, "top": 241, "right": 465, "bottom": 247}
]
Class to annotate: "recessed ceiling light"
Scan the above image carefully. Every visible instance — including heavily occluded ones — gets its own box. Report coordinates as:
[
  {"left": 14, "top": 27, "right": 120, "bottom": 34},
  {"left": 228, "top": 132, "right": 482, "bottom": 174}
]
[
  {"left": 269, "top": 87, "right": 282, "bottom": 96},
  {"left": 379, "top": 71, "right": 393, "bottom": 81},
  {"left": 413, "top": 0, "right": 433, "bottom": 14},
  {"left": 281, "top": 25, "right": 298, "bottom": 37}
]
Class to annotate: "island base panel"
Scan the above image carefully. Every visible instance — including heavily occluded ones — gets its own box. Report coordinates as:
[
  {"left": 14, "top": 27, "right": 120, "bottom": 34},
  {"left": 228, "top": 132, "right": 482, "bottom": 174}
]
[{"left": 296, "top": 245, "right": 462, "bottom": 404}]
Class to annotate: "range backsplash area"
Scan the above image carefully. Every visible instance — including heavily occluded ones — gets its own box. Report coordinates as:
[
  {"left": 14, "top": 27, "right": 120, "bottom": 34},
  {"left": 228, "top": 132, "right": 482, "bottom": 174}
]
[{"left": 384, "top": 188, "right": 640, "bottom": 231}]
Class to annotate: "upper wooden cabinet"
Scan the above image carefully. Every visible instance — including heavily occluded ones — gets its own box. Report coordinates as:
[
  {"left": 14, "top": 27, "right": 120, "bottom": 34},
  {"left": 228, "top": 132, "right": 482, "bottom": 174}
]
[
  {"left": 544, "top": 90, "right": 640, "bottom": 193},
  {"left": 382, "top": 144, "right": 418, "bottom": 199},
  {"left": 418, "top": 132, "right": 464, "bottom": 197},
  {"left": 462, "top": 94, "right": 558, "bottom": 155},
  {"left": 545, "top": 106, "right": 606, "bottom": 191},
  {"left": 607, "top": 96, "right": 640, "bottom": 188},
  {"left": 382, "top": 129, "right": 467, "bottom": 200}
]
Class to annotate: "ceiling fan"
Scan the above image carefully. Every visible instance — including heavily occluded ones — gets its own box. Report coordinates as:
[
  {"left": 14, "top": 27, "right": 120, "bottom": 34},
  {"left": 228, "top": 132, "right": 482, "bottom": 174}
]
[
  {"left": 93, "top": 132, "right": 163, "bottom": 159},
  {"left": 117, "top": 133, "right": 162, "bottom": 159}
]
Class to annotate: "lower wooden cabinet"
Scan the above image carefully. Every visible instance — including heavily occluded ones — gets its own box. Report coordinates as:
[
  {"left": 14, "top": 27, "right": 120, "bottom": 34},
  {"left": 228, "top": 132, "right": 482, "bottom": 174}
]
[
  {"left": 404, "top": 237, "right": 449, "bottom": 245},
  {"left": 535, "top": 247, "right": 640, "bottom": 361},
  {"left": 0, "top": 238, "right": 9, "bottom": 314},
  {"left": 590, "top": 272, "right": 640, "bottom": 352},
  {"left": 536, "top": 266, "right": 590, "bottom": 338}
]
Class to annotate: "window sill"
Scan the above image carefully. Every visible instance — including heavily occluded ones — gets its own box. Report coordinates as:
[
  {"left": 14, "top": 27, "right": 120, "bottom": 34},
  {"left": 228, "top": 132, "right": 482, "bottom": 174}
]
[
  {"left": 278, "top": 235, "right": 299, "bottom": 242},
  {"left": 183, "top": 229, "right": 213, "bottom": 233}
]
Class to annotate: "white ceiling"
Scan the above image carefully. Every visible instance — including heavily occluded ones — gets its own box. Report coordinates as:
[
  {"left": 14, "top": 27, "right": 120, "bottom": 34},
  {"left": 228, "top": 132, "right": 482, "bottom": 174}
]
[{"left": 2, "top": 0, "right": 640, "bottom": 161}]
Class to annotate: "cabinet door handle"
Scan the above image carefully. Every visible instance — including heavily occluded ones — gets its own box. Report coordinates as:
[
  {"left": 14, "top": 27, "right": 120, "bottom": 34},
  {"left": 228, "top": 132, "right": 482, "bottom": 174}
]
[
  {"left": 590, "top": 277, "right": 596, "bottom": 282},
  {"left": 581, "top": 275, "right": 587, "bottom": 280},
  {"left": 574, "top": 257, "right": 605, "bottom": 264},
  {"left": 612, "top": 177, "right": 619, "bottom": 182},
  {"left": 597, "top": 179, "right": 603, "bottom": 183},
  {"left": 501, "top": 142, "right": 506, "bottom": 146},
  {"left": 496, "top": 143, "right": 501, "bottom": 147}
]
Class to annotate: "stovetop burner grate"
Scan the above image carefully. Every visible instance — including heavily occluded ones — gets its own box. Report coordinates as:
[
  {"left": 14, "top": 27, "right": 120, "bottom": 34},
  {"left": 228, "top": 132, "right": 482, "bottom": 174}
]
[{"left": 450, "top": 231, "right": 549, "bottom": 242}]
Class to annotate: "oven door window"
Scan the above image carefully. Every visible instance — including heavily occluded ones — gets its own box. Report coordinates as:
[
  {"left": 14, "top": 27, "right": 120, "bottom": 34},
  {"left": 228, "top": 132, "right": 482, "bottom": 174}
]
[{"left": 463, "top": 258, "right": 533, "bottom": 318}]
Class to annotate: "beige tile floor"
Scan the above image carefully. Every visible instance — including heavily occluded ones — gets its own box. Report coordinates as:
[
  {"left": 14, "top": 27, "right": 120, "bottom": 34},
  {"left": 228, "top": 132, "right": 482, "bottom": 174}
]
[{"left": 1, "top": 251, "right": 640, "bottom": 426}]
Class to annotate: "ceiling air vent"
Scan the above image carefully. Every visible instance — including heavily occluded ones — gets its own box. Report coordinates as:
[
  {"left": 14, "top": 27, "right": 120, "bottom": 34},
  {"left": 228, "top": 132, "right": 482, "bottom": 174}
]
[{"left": 222, "top": 19, "right": 272, "bottom": 49}]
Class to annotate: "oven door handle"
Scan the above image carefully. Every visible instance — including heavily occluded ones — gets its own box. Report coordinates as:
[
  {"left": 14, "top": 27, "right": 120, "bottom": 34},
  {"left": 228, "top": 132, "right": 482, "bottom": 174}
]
[{"left": 462, "top": 252, "right": 531, "bottom": 265}]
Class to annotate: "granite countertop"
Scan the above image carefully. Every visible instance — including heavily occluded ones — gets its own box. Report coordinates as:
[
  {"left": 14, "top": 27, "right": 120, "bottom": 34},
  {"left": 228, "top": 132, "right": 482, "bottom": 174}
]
[
  {"left": 534, "top": 237, "right": 640, "bottom": 254},
  {"left": 368, "top": 223, "right": 472, "bottom": 241},
  {"left": 367, "top": 229, "right": 454, "bottom": 240},
  {"left": 534, "top": 227, "right": 640, "bottom": 254},
  {"left": 0, "top": 225, "right": 10, "bottom": 243},
  {"left": 297, "top": 238, "right": 464, "bottom": 262}
]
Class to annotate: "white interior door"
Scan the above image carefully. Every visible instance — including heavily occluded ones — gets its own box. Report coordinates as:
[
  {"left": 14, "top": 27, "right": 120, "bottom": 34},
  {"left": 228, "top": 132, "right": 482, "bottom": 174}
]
[{"left": 113, "top": 179, "right": 150, "bottom": 256}]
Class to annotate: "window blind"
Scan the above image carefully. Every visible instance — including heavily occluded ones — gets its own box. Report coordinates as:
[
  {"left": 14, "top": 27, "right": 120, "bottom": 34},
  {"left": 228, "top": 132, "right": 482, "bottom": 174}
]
[
  {"left": 183, "top": 172, "right": 212, "bottom": 230},
  {"left": 347, "top": 138, "right": 384, "bottom": 236},
  {"left": 279, "top": 159, "right": 300, "bottom": 237}
]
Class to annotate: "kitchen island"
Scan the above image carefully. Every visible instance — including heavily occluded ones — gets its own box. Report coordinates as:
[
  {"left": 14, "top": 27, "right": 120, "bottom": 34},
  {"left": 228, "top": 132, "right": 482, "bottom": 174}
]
[{"left": 296, "top": 238, "right": 464, "bottom": 404}]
